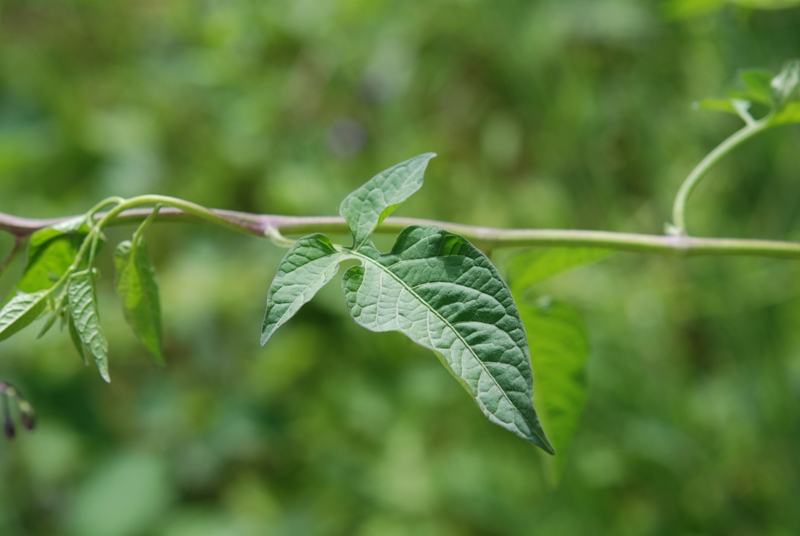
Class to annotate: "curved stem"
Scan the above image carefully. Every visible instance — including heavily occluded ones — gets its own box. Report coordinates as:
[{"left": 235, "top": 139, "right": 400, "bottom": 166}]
[{"left": 672, "top": 118, "right": 773, "bottom": 233}]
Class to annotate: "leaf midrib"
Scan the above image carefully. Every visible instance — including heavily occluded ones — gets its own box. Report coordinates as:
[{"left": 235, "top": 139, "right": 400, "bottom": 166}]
[{"left": 348, "top": 249, "right": 532, "bottom": 436}]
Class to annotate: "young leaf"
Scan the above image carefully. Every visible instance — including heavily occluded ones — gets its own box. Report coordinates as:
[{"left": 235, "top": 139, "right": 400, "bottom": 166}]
[
  {"left": 341, "top": 225, "right": 554, "bottom": 453},
  {"left": 0, "top": 291, "right": 48, "bottom": 342},
  {"left": 519, "top": 298, "right": 590, "bottom": 483},
  {"left": 17, "top": 236, "right": 83, "bottom": 294},
  {"left": 67, "top": 272, "right": 110, "bottom": 382},
  {"left": 770, "top": 59, "right": 800, "bottom": 109},
  {"left": 261, "top": 234, "right": 344, "bottom": 345},
  {"left": 734, "top": 69, "right": 774, "bottom": 106},
  {"left": 67, "top": 314, "right": 90, "bottom": 367},
  {"left": 114, "top": 239, "right": 164, "bottom": 364},
  {"left": 35, "top": 310, "right": 58, "bottom": 339},
  {"left": 770, "top": 60, "right": 800, "bottom": 125},
  {"left": 339, "top": 153, "right": 436, "bottom": 250},
  {"left": 507, "top": 248, "right": 612, "bottom": 290}
]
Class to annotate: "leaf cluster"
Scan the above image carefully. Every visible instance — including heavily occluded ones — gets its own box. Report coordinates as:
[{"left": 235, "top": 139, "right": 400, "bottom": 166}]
[{"left": 697, "top": 60, "right": 800, "bottom": 126}]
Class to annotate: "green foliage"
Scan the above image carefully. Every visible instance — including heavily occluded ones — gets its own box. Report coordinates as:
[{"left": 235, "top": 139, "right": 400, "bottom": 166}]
[
  {"left": 260, "top": 234, "right": 344, "bottom": 345},
  {"left": 507, "top": 248, "right": 612, "bottom": 291},
  {"left": 67, "top": 271, "right": 110, "bottom": 382},
  {"left": 114, "top": 239, "right": 163, "bottom": 364},
  {"left": 519, "top": 299, "right": 589, "bottom": 483},
  {"left": 263, "top": 155, "right": 553, "bottom": 452},
  {"left": 698, "top": 60, "right": 800, "bottom": 126},
  {"left": 0, "top": 290, "right": 48, "bottom": 341},
  {"left": 339, "top": 153, "right": 436, "bottom": 250}
]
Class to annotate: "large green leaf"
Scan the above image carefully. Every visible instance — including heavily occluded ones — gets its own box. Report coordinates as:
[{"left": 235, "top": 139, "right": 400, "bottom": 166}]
[
  {"left": 261, "top": 234, "right": 345, "bottom": 345},
  {"left": 67, "top": 271, "right": 110, "bottom": 382},
  {"left": 16, "top": 217, "right": 90, "bottom": 294},
  {"left": 17, "top": 236, "right": 83, "bottom": 294},
  {"left": 519, "top": 298, "right": 590, "bottom": 483},
  {"left": 0, "top": 290, "right": 48, "bottom": 341},
  {"left": 114, "top": 239, "right": 164, "bottom": 364},
  {"left": 507, "top": 248, "right": 612, "bottom": 290},
  {"left": 341, "top": 225, "right": 554, "bottom": 453},
  {"left": 339, "top": 153, "right": 436, "bottom": 250}
]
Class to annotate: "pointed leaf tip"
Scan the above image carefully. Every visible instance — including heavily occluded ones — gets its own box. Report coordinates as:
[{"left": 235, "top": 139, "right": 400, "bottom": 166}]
[
  {"left": 341, "top": 225, "right": 553, "bottom": 453},
  {"left": 67, "top": 272, "right": 110, "bottom": 382},
  {"left": 339, "top": 153, "right": 436, "bottom": 250},
  {"left": 261, "top": 234, "right": 344, "bottom": 346}
]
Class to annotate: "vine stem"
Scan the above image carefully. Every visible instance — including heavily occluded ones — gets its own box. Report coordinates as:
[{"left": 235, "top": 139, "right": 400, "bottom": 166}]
[
  {"left": 671, "top": 118, "right": 773, "bottom": 233},
  {"left": 2, "top": 205, "right": 800, "bottom": 259}
]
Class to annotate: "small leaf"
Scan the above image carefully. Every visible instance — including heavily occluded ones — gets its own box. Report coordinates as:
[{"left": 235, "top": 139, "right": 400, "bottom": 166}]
[
  {"left": 28, "top": 217, "right": 89, "bottom": 253},
  {"left": 36, "top": 311, "right": 58, "bottom": 339},
  {"left": 17, "top": 236, "right": 83, "bottom": 294},
  {"left": 770, "top": 59, "right": 800, "bottom": 111},
  {"left": 772, "top": 103, "right": 800, "bottom": 125},
  {"left": 261, "top": 234, "right": 344, "bottom": 345},
  {"left": 114, "top": 239, "right": 164, "bottom": 364},
  {"left": 695, "top": 98, "right": 742, "bottom": 115},
  {"left": 67, "top": 272, "right": 110, "bottom": 382},
  {"left": 507, "top": 248, "right": 612, "bottom": 290},
  {"left": 0, "top": 291, "right": 48, "bottom": 342},
  {"left": 736, "top": 69, "right": 774, "bottom": 106},
  {"left": 68, "top": 314, "right": 89, "bottom": 367},
  {"left": 341, "top": 225, "right": 553, "bottom": 453},
  {"left": 519, "top": 298, "right": 590, "bottom": 483},
  {"left": 339, "top": 153, "right": 436, "bottom": 250}
]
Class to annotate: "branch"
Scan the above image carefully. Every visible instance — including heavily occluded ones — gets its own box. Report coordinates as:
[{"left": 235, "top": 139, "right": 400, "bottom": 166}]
[{"left": 2, "top": 207, "right": 800, "bottom": 259}]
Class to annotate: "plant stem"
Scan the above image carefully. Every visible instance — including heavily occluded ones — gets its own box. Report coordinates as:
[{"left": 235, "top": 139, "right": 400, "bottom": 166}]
[
  {"left": 671, "top": 118, "right": 773, "bottom": 233},
  {"left": 2, "top": 207, "right": 800, "bottom": 259}
]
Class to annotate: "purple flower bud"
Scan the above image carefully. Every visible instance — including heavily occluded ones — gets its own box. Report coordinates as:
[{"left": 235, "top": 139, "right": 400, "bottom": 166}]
[
  {"left": 21, "top": 411, "right": 35, "bottom": 431},
  {"left": 3, "top": 416, "right": 15, "bottom": 440}
]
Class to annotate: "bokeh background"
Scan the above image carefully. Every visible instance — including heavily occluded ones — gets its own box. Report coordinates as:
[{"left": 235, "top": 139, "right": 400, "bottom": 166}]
[{"left": 2, "top": 1, "right": 800, "bottom": 535}]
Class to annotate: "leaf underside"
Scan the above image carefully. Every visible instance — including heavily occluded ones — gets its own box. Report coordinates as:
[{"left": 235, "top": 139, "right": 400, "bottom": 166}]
[
  {"left": 261, "top": 234, "right": 344, "bottom": 346},
  {"left": 339, "top": 153, "right": 436, "bottom": 250},
  {"left": 342, "top": 225, "right": 554, "bottom": 453},
  {"left": 68, "top": 272, "right": 110, "bottom": 382}
]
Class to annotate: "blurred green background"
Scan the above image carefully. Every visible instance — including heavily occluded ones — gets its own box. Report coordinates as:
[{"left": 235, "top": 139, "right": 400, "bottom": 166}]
[{"left": 2, "top": 1, "right": 800, "bottom": 535}]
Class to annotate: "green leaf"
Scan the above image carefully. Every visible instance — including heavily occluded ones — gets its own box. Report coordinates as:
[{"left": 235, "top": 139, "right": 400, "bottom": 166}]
[
  {"left": 771, "top": 60, "right": 800, "bottom": 110},
  {"left": 28, "top": 217, "right": 89, "bottom": 253},
  {"left": 735, "top": 69, "right": 775, "bottom": 106},
  {"left": 114, "top": 239, "right": 164, "bottom": 364},
  {"left": 36, "top": 310, "right": 58, "bottom": 339},
  {"left": 519, "top": 298, "right": 590, "bottom": 483},
  {"left": 67, "top": 272, "right": 110, "bottom": 382},
  {"left": 772, "top": 103, "right": 800, "bottom": 125},
  {"left": 261, "top": 234, "right": 344, "bottom": 345},
  {"left": 695, "top": 98, "right": 742, "bottom": 115},
  {"left": 16, "top": 218, "right": 90, "bottom": 294},
  {"left": 68, "top": 313, "right": 90, "bottom": 367},
  {"left": 339, "top": 153, "right": 436, "bottom": 250},
  {"left": 17, "top": 236, "right": 83, "bottom": 294},
  {"left": 341, "top": 225, "right": 554, "bottom": 453},
  {"left": 507, "top": 248, "right": 612, "bottom": 290},
  {"left": 0, "top": 291, "right": 48, "bottom": 341}
]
